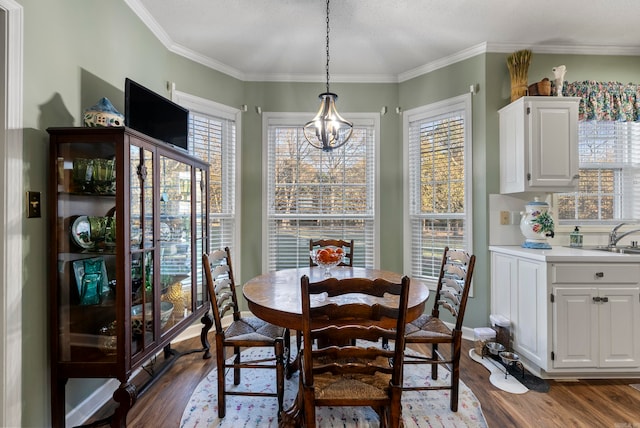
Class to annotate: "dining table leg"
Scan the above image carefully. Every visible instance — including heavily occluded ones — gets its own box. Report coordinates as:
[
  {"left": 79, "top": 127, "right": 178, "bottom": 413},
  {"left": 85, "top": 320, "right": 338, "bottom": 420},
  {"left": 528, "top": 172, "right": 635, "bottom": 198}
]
[
  {"left": 286, "top": 332, "right": 302, "bottom": 378},
  {"left": 278, "top": 379, "right": 304, "bottom": 427}
]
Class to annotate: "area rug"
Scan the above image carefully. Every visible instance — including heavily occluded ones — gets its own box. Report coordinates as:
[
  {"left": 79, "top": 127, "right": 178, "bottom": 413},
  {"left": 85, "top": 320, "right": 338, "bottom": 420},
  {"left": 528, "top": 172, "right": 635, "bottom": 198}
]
[{"left": 180, "top": 346, "right": 488, "bottom": 427}]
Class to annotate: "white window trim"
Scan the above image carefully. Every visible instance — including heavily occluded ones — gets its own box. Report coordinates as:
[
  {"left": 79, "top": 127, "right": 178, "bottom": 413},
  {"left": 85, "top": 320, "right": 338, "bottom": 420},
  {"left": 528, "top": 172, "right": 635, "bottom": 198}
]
[
  {"left": 261, "top": 112, "right": 380, "bottom": 273},
  {"left": 402, "top": 93, "right": 473, "bottom": 287},
  {"left": 171, "top": 88, "right": 242, "bottom": 279}
]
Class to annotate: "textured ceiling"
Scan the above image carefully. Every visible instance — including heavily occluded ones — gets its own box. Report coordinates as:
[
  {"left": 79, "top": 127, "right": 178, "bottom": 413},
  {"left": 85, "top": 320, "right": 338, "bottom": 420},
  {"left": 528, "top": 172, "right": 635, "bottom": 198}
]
[{"left": 129, "top": 0, "right": 640, "bottom": 82}]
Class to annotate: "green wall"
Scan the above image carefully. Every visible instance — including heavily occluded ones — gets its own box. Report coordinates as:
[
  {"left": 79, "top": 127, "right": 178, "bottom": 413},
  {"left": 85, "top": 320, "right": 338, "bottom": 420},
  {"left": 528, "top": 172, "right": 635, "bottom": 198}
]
[{"left": 16, "top": 0, "right": 640, "bottom": 425}]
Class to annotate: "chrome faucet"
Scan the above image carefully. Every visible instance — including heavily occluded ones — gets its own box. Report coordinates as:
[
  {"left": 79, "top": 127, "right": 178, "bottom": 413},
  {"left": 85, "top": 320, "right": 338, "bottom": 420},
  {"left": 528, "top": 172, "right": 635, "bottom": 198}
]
[{"left": 609, "top": 223, "right": 640, "bottom": 247}]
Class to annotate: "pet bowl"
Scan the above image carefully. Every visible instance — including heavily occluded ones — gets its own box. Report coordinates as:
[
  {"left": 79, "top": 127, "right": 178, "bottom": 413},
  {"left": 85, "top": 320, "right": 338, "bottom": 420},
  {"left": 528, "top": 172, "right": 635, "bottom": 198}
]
[
  {"left": 485, "top": 341, "right": 505, "bottom": 355},
  {"left": 499, "top": 351, "right": 520, "bottom": 365}
]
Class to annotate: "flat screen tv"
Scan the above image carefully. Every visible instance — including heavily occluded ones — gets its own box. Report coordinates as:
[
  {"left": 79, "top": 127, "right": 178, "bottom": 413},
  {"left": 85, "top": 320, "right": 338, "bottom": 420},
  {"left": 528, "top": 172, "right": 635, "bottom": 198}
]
[{"left": 124, "top": 78, "right": 189, "bottom": 151}]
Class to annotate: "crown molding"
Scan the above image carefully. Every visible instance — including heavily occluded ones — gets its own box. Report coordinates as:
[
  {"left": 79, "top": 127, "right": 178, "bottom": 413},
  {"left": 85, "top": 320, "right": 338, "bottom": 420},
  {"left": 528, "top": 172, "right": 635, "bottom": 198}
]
[
  {"left": 125, "top": 0, "right": 640, "bottom": 84},
  {"left": 486, "top": 42, "right": 640, "bottom": 57},
  {"left": 123, "top": 0, "right": 247, "bottom": 81},
  {"left": 398, "top": 43, "right": 489, "bottom": 82}
]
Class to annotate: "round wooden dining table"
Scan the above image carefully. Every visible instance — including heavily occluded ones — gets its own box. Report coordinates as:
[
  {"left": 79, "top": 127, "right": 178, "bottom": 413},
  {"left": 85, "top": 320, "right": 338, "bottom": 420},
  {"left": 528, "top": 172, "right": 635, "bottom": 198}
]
[
  {"left": 242, "top": 266, "right": 430, "bottom": 331},
  {"left": 243, "top": 266, "right": 430, "bottom": 427}
]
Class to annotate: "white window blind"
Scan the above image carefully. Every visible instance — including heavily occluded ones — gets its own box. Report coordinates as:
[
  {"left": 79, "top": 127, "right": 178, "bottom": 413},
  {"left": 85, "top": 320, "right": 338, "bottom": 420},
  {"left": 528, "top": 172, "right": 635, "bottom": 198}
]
[
  {"left": 405, "top": 94, "right": 472, "bottom": 284},
  {"left": 557, "top": 121, "right": 640, "bottom": 223},
  {"left": 188, "top": 112, "right": 236, "bottom": 252},
  {"left": 265, "top": 114, "right": 376, "bottom": 271}
]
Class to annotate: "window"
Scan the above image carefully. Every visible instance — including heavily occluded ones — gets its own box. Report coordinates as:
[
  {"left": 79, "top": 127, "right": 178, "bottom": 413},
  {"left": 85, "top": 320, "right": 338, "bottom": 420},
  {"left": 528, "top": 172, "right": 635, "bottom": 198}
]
[
  {"left": 172, "top": 91, "right": 239, "bottom": 256},
  {"left": 404, "top": 94, "right": 472, "bottom": 284},
  {"left": 264, "top": 113, "right": 377, "bottom": 272},
  {"left": 556, "top": 121, "right": 640, "bottom": 224}
]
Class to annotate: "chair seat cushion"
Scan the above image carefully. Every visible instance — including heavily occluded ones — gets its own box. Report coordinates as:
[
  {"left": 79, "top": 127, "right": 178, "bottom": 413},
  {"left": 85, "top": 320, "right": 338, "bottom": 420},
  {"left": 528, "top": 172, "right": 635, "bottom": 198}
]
[
  {"left": 225, "top": 315, "right": 286, "bottom": 342},
  {"left": 310, "top": 355, "right": 392, "bottom": 400},
  {"left": 405, "top": 314, "right": 452, "bottom": 339}
]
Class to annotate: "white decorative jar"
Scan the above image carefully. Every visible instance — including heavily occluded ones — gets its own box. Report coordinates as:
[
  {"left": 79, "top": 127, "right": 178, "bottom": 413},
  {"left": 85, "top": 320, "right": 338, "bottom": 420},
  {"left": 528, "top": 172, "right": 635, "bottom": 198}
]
[{"left": 520, "top": 197, "right": 555, "bottom": 249}]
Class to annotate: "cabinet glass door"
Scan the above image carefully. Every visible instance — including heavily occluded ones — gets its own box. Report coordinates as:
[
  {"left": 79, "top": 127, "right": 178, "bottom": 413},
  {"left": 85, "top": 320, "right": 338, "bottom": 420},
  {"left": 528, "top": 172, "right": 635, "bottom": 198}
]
[
  {"left": 130, "top": 145, "right": 156, "bottom": 355},
  {"left": 159, "top": 155, "right": 193, "bottom": 331},
  {"left": 195, "top": 166, "right": 207, "bottom": 309},
  {"left": 56, "top": 139, "right": 117, "bottom": 362}
]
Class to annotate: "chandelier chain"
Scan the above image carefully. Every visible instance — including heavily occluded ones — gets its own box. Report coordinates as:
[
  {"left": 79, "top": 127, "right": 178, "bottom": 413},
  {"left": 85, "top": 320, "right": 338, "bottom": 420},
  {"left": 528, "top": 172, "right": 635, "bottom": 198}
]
[{"left": 325, "top": 0, "right": 330, "bottom": 93}]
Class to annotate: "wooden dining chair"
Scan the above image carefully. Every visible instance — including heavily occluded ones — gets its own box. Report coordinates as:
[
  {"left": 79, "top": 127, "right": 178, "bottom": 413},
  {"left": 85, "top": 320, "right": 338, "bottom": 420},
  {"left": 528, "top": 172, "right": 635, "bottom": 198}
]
[
  {"left": 402, "top": 246, "right": 476, "bottom": 412},
  {"left": 203, "top": 248, "right": 290, "bottom": 419},
  {"left": 292, "top": 275, "right": 410, "bottom": 428},
  {"left": 309, "top": 238, "right": 354, "bottom": 267}
]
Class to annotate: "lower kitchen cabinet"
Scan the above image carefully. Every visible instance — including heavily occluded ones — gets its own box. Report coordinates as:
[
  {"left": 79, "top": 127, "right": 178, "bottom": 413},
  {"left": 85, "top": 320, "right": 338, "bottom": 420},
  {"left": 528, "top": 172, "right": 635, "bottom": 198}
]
[
  {"left": 552, "top": 264, "right": 640, "bottom": 369},
  {"left": 490, "top": 246, "right": 640, "bottom": 377}
]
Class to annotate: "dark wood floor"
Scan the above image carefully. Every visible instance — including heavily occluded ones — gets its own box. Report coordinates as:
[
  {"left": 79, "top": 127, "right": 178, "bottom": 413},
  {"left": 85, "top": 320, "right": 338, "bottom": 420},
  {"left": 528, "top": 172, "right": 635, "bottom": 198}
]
[{"left": 85, "top": 336, "right": 640, "bottom": 427}]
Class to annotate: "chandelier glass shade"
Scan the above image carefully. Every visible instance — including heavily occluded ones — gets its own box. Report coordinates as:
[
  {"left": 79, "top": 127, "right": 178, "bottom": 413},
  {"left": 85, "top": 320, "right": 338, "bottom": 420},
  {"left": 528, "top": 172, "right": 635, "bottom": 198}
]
[{"left": 303, "top": 0, "right": 353, "bottom": 152}]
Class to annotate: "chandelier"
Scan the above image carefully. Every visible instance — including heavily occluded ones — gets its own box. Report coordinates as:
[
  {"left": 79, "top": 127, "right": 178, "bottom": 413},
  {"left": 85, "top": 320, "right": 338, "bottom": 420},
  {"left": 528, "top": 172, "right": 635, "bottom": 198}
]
[{"left": 303, "top": 0, "right": 353, "bottom": 152}]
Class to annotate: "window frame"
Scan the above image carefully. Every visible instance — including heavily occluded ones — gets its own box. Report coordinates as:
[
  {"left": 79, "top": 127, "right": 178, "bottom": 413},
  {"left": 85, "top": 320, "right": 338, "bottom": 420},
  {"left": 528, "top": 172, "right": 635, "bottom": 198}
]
[
  {"left": 172, "top": 89, "right": 242, "bottom": 277},
  {"left": 261, "top": 112, "right": 380, "bottom": 273},
  {"left": 555, "top": 120, "right": 640, "bottom": 230},
  {"left": 402, "top": 93, "right": 473, "bottom": 288}
]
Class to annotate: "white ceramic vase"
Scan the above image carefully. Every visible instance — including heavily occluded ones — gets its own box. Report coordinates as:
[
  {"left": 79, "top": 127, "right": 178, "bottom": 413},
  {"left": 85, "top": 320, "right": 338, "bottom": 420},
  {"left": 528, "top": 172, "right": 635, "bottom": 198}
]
[{"left": 520, "top": 198, "right": 555, "bottom": 249}]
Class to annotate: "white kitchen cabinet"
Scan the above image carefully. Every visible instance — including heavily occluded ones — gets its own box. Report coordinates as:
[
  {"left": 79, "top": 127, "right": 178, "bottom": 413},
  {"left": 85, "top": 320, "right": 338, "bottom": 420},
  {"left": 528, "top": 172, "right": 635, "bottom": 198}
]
[
  {"left": 499, "top": 96, "right": 580, "bottom": 194},
  {"left": 490, "top": 251, "right": 547, "bottom": 368},
  {"left": 490, "top": 246, "right": 640, "bottom": 377},
  {"left": 551, "top": 264, "right": 640, "bottom": 370}
]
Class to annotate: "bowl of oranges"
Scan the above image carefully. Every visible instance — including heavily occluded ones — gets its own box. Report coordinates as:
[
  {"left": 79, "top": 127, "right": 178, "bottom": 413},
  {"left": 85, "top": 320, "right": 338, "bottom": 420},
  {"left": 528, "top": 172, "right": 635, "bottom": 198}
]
[{"left": 311, "top": 246, "right": 345, "bottom": 277}]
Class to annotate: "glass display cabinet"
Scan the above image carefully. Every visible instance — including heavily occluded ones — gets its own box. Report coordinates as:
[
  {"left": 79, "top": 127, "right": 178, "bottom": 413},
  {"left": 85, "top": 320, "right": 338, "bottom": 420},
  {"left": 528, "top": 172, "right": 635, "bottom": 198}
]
[{"left": 48, "top": 127, "right": 211, "bottom": 427}]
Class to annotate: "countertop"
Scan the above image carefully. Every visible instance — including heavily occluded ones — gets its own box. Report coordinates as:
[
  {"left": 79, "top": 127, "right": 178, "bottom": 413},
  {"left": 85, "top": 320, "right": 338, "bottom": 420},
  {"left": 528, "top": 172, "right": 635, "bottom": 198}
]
[{"left": 489, "top": 245, "right": 640, "bottom": 262}]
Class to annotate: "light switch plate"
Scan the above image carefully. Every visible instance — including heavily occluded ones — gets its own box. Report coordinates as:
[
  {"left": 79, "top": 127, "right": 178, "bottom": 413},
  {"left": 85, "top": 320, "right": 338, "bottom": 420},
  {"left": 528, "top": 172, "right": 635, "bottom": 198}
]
[
  {"left": 500, "top": 210, "right": 510, "bottom": 225},
  {"left": 27, "top": 191, "right": 41, "bottom": 218}
]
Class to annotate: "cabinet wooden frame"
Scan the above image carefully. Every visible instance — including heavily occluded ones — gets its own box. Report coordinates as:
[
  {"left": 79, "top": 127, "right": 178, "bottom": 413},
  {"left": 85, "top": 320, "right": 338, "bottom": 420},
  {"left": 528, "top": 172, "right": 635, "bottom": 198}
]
[{"left": 48, "top": 127, "right": 212, "bottom": 427}]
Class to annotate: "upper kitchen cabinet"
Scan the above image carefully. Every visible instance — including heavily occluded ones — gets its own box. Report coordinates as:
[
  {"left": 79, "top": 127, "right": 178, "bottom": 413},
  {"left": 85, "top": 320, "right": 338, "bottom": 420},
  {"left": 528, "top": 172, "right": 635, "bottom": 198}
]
[{"left": 499, "top": 96, "right": 580, "bottom": 194}]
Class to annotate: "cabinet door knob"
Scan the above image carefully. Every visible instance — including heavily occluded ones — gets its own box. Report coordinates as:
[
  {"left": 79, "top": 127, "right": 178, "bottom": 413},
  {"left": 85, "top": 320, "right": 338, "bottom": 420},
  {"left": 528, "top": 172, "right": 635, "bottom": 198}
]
[
  {"left": 593, "top": 296, "right": 601, "bottom": 302},
  {"left": 601, "top": 296, "right": 609, "bottom": 303},
  {"left": 595, "top": 272, "right": 604, "bottom": 278}
]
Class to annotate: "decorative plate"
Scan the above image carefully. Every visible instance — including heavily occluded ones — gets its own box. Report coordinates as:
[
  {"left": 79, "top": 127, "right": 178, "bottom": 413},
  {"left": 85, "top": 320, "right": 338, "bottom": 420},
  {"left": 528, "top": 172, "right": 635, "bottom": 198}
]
[{"left": 70, "top": 216, "right": 93, "bottom": 249}]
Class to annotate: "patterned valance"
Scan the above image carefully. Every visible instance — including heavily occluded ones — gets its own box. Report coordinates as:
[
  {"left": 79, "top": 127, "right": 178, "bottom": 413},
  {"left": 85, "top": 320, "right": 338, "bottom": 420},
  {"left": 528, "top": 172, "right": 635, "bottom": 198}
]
[{"left": 562, "top": 81, "right": 640, "bottom": 121}]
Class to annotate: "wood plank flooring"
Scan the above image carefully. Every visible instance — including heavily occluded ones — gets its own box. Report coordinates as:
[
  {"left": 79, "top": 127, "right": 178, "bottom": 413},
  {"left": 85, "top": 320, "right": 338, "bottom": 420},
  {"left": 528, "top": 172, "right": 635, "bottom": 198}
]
[{"left": 84, "top": 337, "right": 640, "bottom": 427}]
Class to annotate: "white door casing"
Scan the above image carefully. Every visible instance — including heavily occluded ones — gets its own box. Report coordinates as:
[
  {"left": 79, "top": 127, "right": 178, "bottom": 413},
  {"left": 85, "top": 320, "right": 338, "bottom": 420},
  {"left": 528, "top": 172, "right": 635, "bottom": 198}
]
[{"left": 0, "top": 1, "right": 23, "bottom": 427}]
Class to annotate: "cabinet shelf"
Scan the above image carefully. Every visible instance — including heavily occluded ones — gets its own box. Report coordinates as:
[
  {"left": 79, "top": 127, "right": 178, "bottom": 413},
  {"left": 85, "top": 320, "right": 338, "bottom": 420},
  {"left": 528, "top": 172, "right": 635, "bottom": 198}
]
[{"left": 48, "top": 127, "right": 212, "bottom": 427}]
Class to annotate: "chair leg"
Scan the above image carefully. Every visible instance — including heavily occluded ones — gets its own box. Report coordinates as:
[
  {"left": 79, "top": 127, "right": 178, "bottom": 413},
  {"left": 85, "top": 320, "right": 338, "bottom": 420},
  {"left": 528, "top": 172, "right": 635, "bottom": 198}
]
[
  {"left": 284, "top": 328, "right": 292, "bottom": 378},
  {"left": 216, "top": 340, "right": 226, "bottom": 418},
  {"left": 450, "top": 340, "right": 461, "bottom": 412},
  {"left": 233, "top": 346, "right": 241, "bottom": 385},
  {"left": 431, "top": 343, "right": 439, "bottom": 380},
  {"left": 275, "top": 339, "right": 285, "bottom": 416},
  {"left": 302, "top": 385, "right": 316, "bottom": 428}
]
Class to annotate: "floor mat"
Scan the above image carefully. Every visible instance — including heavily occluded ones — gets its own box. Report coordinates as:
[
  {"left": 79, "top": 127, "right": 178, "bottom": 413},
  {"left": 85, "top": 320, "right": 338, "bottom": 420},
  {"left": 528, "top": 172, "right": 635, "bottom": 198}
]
[{"left": 469, "top": 349, "right": 528, "bottom": 394}]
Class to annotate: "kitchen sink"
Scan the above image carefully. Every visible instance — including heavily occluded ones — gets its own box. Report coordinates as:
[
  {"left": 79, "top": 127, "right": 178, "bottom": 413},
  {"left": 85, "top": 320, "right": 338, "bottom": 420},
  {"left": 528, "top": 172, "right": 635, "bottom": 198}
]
[{"left": 576, "top": 245, "right": 640, "bottom": 254}]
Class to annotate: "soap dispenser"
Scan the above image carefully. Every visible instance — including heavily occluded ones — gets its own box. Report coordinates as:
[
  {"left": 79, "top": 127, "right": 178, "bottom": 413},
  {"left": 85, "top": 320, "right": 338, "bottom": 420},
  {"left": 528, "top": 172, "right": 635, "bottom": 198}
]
[{"left": 569, "top": 226, "right": 583, "bottom": 248}]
